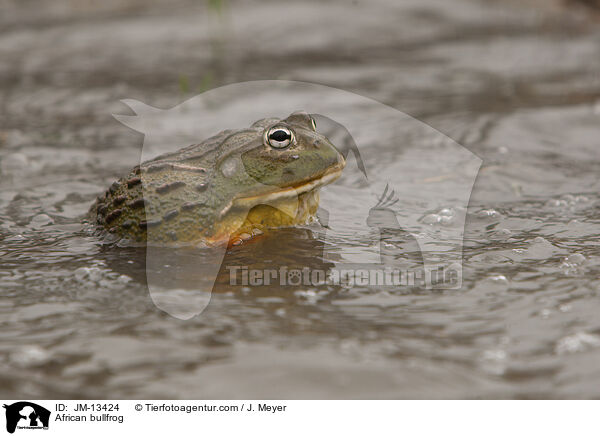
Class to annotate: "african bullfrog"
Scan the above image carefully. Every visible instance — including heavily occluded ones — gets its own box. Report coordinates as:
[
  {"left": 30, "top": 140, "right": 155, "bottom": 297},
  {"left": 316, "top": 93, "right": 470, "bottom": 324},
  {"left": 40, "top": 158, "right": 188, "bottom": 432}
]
[{"left": 91, "top": 111, "right": 346, "bottom": 246}]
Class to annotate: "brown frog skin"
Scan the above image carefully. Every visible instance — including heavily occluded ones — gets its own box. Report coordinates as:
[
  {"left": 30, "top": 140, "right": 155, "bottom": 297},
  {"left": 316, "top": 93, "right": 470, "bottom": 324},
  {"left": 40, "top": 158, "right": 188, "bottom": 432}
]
[{"left": 90, "top": 111, "right": 346, "bottom": 246}]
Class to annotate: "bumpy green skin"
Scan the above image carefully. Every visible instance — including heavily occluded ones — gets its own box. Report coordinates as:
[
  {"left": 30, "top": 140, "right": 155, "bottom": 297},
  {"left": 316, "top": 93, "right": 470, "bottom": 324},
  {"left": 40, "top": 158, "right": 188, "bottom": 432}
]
[{"left": 91, "top": 111, "right": 344, "bottom": 245}]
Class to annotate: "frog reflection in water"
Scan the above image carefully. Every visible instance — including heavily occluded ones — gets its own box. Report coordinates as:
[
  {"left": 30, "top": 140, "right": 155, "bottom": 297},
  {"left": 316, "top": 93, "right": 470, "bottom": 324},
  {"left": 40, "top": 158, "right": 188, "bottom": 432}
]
[{"left": 91, "top": 111, "right": 346, "bottom": 246}]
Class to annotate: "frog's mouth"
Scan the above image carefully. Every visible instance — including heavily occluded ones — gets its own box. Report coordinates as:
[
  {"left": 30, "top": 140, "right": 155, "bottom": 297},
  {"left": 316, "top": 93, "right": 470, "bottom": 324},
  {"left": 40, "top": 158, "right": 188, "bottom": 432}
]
[{"left": 221, "top": 165, "right": 344, "bottom": 217}]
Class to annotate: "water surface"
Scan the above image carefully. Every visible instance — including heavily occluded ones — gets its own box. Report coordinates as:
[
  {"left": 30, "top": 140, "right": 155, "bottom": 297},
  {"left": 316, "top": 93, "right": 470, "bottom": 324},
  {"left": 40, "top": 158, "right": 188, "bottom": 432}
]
[{"left": 1, "top": 0, "right": 599, "bottom": 399}]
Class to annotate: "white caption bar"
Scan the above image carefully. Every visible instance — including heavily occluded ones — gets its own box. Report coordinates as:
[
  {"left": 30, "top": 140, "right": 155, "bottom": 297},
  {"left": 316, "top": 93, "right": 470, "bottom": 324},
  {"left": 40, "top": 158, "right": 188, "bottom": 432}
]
[{"left": 1, "top": 400, "right": 597, "bottom": 435}]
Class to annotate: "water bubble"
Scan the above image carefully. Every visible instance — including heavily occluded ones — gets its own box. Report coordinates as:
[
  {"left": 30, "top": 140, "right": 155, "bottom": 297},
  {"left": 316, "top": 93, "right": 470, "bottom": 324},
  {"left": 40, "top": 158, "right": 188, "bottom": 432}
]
[
  {"left": 422, "top": 214, "right": 442, "bottom": 225},
  {"left": 558, "top": 304, "right": 571, "bottom": 313},
  {"left": 488, "top": 274, "right": 509, "bottom": 286},
  {"left": 473, "top": 274, "right": 509, "bottom": 294},
  {"left": 439, "top": 215, "right": 454, "bottom": 225},
  {"left": 546, "top": 195, "right": 590, "bottom": 210},
  {"left": 546, "top": 199, "right": 567, "bottom": 208},
  {"left": 477, "top": 209, "right": 502, "bottom": 220},
  {"left": 117, "top": 275, "right": 132, "bottom": 285},
  {"left": 564, "top": 253, "right": 586, "bottom": 266},
  {"left": 512, "top": 236, "right": 564, "bottom": 261},
  {"left": 481, "top": 274, "right": 510, "bottom": 291},
  {"left": 10, "top": 345, "right": 51, "bottom": 368},
  {"left": 295, "top": 289, "right": 318, "bottom": 303},
  {"left": 479, "top": 349, "right": 508, "bottom": 375},
  {"left": 74, "top": 266, "right": 104, "bottom": 283},
  {"left": 556, "top": 332, "right": 600, "bottom": 355},
  {"left": 421, "top": 207, "right": 457, "bottom": 226},
  {"left": 294, "top": 289, "right": 327, "bottom": 304},
  {"left": 560, "top": 253, "right": 587, "bottom": 276},
  {"left": 29, "top": 214, "right": 53, "bottom": 228},
  {"left": 482, "top": 349, "right": 507, "bottom": 360}
]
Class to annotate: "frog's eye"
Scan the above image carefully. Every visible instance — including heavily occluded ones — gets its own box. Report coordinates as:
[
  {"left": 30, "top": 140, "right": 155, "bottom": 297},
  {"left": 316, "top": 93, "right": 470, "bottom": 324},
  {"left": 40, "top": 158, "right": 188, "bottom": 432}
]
[
  {"left": 265, "top": 126, "right": 294, "bottom": 149},
  {"left": 310, "top": 117, "right": 317, "bottom": 131}
]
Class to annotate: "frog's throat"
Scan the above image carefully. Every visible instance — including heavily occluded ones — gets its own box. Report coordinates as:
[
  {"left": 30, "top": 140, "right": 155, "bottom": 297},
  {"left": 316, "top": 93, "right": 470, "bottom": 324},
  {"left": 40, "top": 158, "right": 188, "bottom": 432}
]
[
  {"left": 210, "top": 189, "right": 321, "bottom": 246},
  {"left": 208, "top": 165, "right": 343, "bottom": 245}
]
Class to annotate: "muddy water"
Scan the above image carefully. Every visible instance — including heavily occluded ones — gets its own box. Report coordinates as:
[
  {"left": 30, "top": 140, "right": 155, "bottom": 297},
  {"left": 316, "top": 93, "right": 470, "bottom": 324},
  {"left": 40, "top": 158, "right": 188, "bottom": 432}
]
[{"left": 1, "top": 0, "right": 600, "bottom": 399}]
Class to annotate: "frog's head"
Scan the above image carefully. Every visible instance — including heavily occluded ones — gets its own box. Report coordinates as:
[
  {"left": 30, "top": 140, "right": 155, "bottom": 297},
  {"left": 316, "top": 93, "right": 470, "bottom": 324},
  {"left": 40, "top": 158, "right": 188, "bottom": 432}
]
[
  {"left": 238, "top": 110, "right": 345, "bottom": 198},
  {"left": 213, "top": 111, "right": 346, "bottom": 239}
]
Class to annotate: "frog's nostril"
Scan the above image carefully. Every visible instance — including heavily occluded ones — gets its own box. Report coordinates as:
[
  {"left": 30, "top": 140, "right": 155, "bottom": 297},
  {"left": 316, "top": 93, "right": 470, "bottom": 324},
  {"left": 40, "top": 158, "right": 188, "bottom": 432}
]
[{"left": 312, "top": 140, "right": 321, "bottom": 149}]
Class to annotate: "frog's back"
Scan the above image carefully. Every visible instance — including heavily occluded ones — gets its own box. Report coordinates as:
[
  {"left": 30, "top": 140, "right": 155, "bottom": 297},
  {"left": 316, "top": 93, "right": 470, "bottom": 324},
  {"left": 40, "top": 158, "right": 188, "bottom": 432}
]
[{"left": 92, "top": 128, "right": 235, "bottom": 244}]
